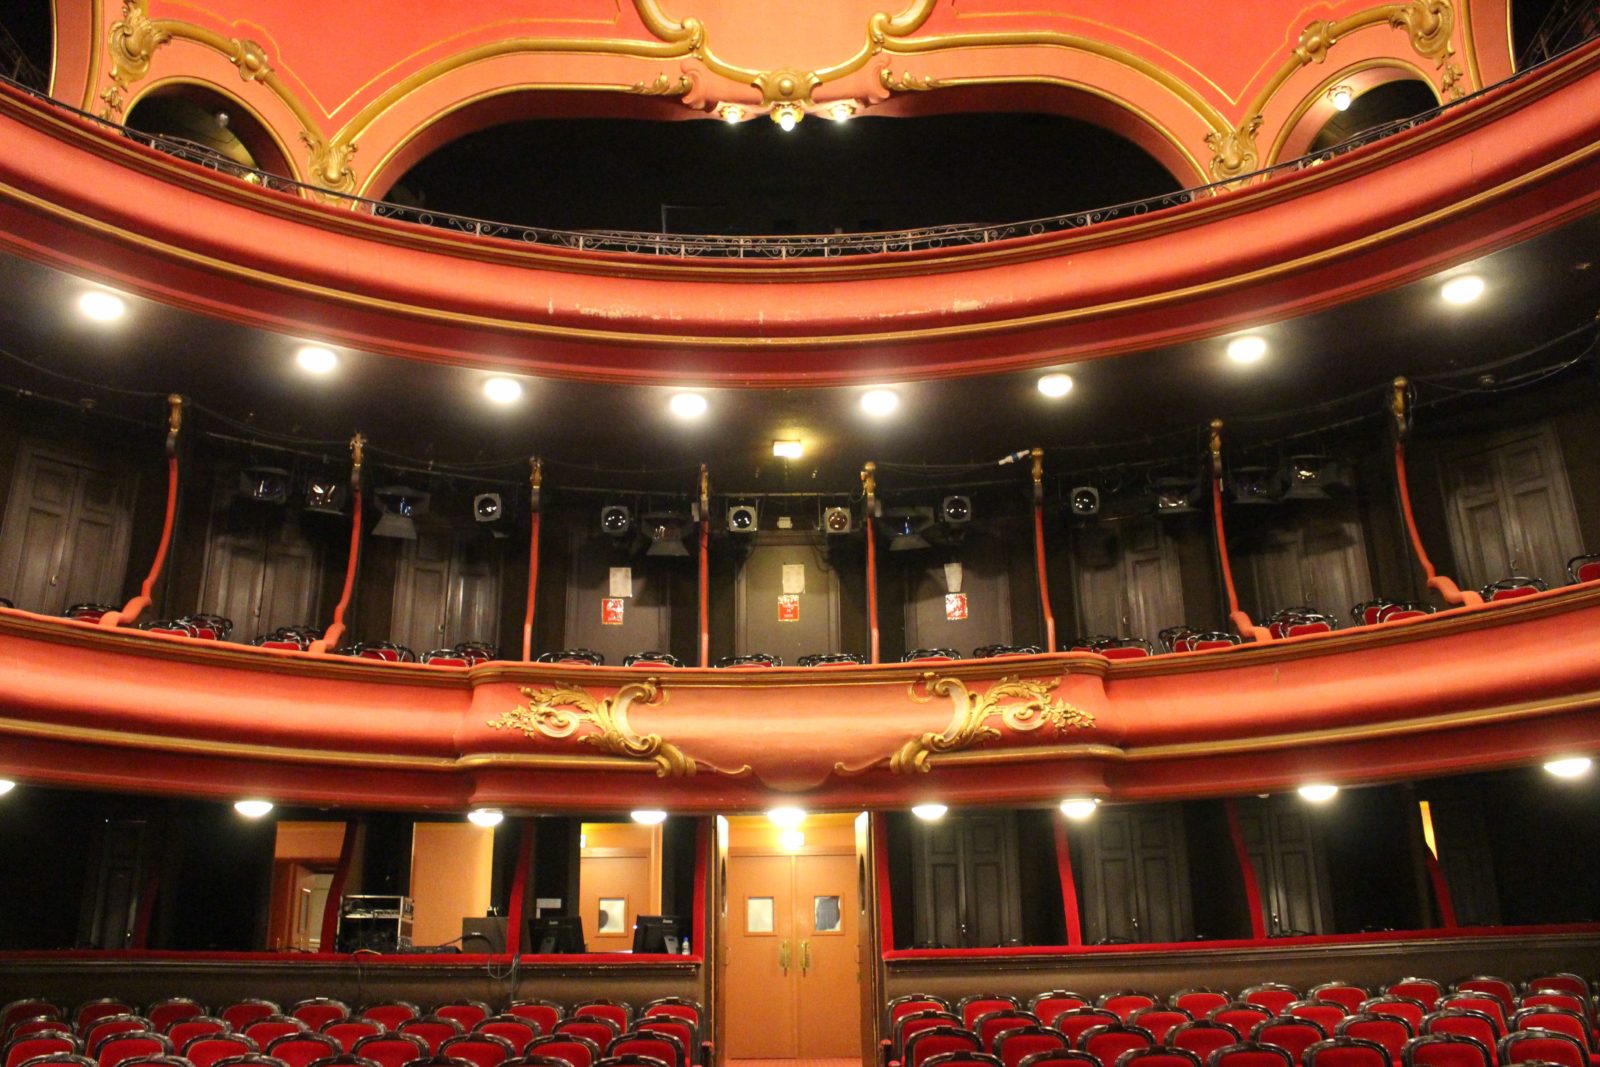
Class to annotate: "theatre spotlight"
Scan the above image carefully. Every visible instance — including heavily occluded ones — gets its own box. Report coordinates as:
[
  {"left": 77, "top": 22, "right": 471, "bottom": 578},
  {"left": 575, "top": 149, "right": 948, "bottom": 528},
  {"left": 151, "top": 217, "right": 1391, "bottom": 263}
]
[
  {"left": 303, "top": 477, "right": 348, "bottom": 515},
  {"left": 644, "top": 511, "right": 692, "bottom": 556},
  {"left": 823, "top": 506, "right": 853, "bottom": 535},
  {"left": 374, "top": 485, "right": 430, "bottom": 539},
  {"left": 600, "top": 505, "right": 634, "bottom": 538},
  {"left": 882, "top": 506, "right": 935, "bottom": 550},
  {"left": 241, "top": 466, "right": 290, "bottom": 504},
  {"left": 474, "top": 493, "right": 504, "bottom": 523},
  {"left": 1231, "top": 466, "right": 1278, "bottom": 504},
  {"left": 1153, "top": 476, "right": 1202, "bottom": 515},
  {"left": 727, "top": 504, "right": 759, "bottom": 534},
  {"left": 941, "top": 496, "right": 972, "bottom": 526},
  {"left": 1279, "top": 455, "right": 1335, "bottom": 500},
  {"left": 1068, "top": 486, "right": 1100, "bottom": 517}
]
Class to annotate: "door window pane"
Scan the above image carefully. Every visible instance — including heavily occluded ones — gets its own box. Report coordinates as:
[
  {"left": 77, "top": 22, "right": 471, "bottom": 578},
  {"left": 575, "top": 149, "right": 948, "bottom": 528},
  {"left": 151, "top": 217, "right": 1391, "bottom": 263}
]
[
  {"left": 814, "top": 894, "right": 842, "bottom": 933},
  {"left": 746, "top": 896, "right": 774, "bottom": 934}
]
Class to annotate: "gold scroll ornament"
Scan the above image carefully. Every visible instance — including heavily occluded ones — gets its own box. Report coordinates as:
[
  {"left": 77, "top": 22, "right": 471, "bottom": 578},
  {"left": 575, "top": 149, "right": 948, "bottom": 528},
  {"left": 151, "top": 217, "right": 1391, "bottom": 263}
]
[{"left": 488, "top": 680, "right": 700, "bottom": 778}]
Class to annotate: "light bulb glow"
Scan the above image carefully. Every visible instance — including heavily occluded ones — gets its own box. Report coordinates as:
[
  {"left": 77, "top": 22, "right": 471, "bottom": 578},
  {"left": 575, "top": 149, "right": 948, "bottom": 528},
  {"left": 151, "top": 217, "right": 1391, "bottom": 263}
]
[
  {"left": 1060, "top": 797, "right": 1100, "bottom": 820},
  {"left": 295, "top": 346, "right": 338, "bottom": 375},
  {"left": 1298, "top": 783, "right": 1339, "bottom": 803},
  {"left": 0, "top": 779, "right": 15, "bottom": 796},
  {"left": 774, "top": 106, "right": 799, "bottom": 132},
  {"left": 1227, "top": 336, "right": 1268, "bottom": 364},
  {"left": 829, "top": 101, "right": 856, "bottom": 122},
  {"left": 234, "top": 799, "right": 274, "bottom": 818},
  {"left": 767, "top": 806, "right": 806, "bottom": 829},
  {"left": 483, "top": 377, "right": 523, "bottom": 405},
  {"left": 1544, "top": 757, "right": 1592, "bottom": 778},
  {"left": 631, "top": 809, "right": 668, "bottom": 825},
  {"left": 861, "top": 389, "right": 899, "bottom": 417},
  {"left": 669, "top": 392, "right": 707, "bottom": 419},
  {"left": 467, "top": 808, "right": 504, "bottom": 827},
  {"left": 78, "top": 291, "right": 126, "bottom": 322},
  {"left": 719, "top": 103, "right": 746, "bottom": 124},
  {"left": 772, "top": 439, "right": 803, "bottom": 459},
  {"left": 779, "top": 829, "right": 805, "bottom": 851},
  {"left": 1038, "top": 373, "right": 1075, "bottom": 398},
  {"left": 1330, "top": 86, "right": 1353, "bottom": 111},
  {"left": 911, "top": 803, "right": 948, "bottom": 821},
  {"left": 1441, "top": 275, "right": 1486, "bottom": 305}
]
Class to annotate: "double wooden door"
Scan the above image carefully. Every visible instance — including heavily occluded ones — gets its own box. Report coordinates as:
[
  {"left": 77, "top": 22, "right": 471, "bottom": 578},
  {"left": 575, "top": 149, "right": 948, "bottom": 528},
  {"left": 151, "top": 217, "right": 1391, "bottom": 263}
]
[
  {"left": 391, "top": 526, "right": 501, "bottom": 653},
  {"left": 1439, "top": 425, "right": 1580, "bottom": 588},
  {"left": 199, "top": 481, "right": 325, "bottom": 638},
  {"left": 1077, "top": 805, "right": 1193, "bottom": 944},
  {"left": 1072, "top": 517, "right": 1185, "bottom": 641},
  {"left": 909, "top": 811, "right": 1023, "bottom": 948},
  {"left": 0, "top": 442, "right": 135, "bottom": 614},
  {"left": 725, "top": 851, "right": 859, "bottom": 1058},
  {"left": 1235, "top": 797, "right": 1334, "bottom": 936}
]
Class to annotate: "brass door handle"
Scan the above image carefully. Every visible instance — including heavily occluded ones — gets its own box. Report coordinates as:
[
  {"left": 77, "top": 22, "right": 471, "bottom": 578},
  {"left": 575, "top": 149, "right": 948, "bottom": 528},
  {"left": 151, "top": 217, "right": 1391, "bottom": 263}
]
[
  {"left": 778, "top": 938, "right": 790, "bottom": 975},
  {"left": 801, "top": 939, "right": 811, "bottom": 975}
]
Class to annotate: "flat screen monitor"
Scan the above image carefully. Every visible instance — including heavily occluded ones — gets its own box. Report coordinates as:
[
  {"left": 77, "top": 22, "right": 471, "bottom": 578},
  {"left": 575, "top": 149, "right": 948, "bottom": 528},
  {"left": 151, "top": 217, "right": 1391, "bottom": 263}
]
[
  {"left": 632, "top": 914, "right": 686, "bottom": 954},
  {"left": 527, "top": 915, "right": 586, "bottom": 954}
]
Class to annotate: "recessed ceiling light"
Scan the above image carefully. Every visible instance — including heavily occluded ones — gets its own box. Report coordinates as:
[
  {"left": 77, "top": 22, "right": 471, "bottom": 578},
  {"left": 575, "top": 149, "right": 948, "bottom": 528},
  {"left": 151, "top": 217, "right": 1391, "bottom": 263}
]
[
  {"left": 861, "top": 389, "right": 899, "bottom": 417},
  {"left": 0, "top": 779, "right": 15, "bottom": 797},
  {"left": 911, "top": 802, "right": 948, "bottom": 821},
  {"left": 234, "top": 799, "right": 274, "bottom": 818},
  {"left": 718, "top": 103, "right": 746, "bottom": 124},
  {"left": 669, "top": 392, "right": 707, "bottom": 419},
  {"left": 779, "top": 829, "right": 805, "bottom": 851},
  {"left": 78, "top": 290, "right": 126, "bottom": 322},
  {"left": 1298, "top": 783, "right": 1339, "bottom": 802},
  {"left": 483, "top": 377, "right": 523, "bottom": 405},
  {"left": 1329, "top": 85, "right": 1354, "bottom": 111},
  {"left": 1038, "top": 373, "right": 1074, "bottom": 398},
  {"left": 1440, "top": 275, "right": 1485, "bottom": 305},
  {"left": 1544, "top": 756, "right": 1592, "bottom": 778},
  {"left": 767, "top": 806, "right": 806, "bottom": 829},
  {"left": 295, "top": 346, "right": 338, "bottom": 375},
  {"left": 631, "top": 809, "right": 668, "bottom": 825},
  {"left": 1226, "top": 336, "right": 1268, "bottom": 364},
  {"left": 467, "top": 808, "right": 504, "bottom": 827},
  {"left": 1060, "top": 797, "right": 1100, "bottom": 820},
  {"left": 772, "top": 439, "right": 803, "bottom": 459}
]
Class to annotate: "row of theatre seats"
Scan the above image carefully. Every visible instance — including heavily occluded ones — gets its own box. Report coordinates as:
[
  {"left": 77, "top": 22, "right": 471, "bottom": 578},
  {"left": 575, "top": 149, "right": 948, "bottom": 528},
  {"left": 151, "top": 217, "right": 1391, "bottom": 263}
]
[
  {"left": 0, "top": 996, "right": 707, "bottom": 1067},
  {"left": 885, "top": 972, "right": 1600, "bottom": 1067}
]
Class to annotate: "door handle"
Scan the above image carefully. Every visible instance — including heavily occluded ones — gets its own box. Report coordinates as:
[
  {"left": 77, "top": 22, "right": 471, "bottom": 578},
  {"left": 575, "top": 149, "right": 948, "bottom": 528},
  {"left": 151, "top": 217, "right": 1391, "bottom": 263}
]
[
  {"left": 778, "top": 939, "right": 790, "bottom": 975},
  {"left": 801, "top": 939, "right": 811, "bottom": 975}
]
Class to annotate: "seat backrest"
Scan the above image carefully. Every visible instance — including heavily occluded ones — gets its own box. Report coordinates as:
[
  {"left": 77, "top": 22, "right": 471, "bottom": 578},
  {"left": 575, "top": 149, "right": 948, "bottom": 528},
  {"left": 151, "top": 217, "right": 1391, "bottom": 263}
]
[
  {"left": 1312, "top": 987, "right": 1372, "bottom": 1015},
  {"left": 1510, "top": 1011, "right": 1591, "bottom": 1050},
  {"left": 360, "top": 1008, "right": 421, "bottom": 1033},
  {"left": 168, "top": 1020, "right": 229, "bottom": 1048},
  {"left": 632, "top": 1021, "right": 694, "bottom": 1065},
  {"left": 265, "top": 1034, "right": 342, "bottom": 1067},
  {"left": 243, "top": 1020, "right": 308, "bottom": 1049},
  {"left": 84, "top": 1018, "right": 151, "bottom": 1053},
  {"left": 96, "top": 1032, "right": 172, "bottom": 1067},
  {"left": 1080, "top": 1023, "right": 1155, "bottom": 1064},
  {"left": 472, "top": 1021, "right": 538, "bottom": 1055},
  {"left": 437, "top": 1035, "right": 517, "bottom": 1067},
  {"left": 1116, "top": 1049, "right": 1202, "bottom": 1067},
  {"left": 504, "top": 1007, "right": 561, "bottom": 1038},
  {"left": 182, "top": 1033, "right": 258, "bottom": 1067},
  {"left": 291, "top": 1005, "right": 350, "bottom": 1033},
  {"left": 396, "top": 1020, "right": 464, "bottom": 1055},
  {"left": 350, "top": 1034, "right": 430, "bottom": 1067},
  {"left": 1289, "top": 1002, "right": 1350, "bottom": 1034},
  {"left": 1130, "top": 1009, "right": 1193, "bottom": 1044},
  {"left": 75, "top": 1004, "right": 136, "bottom": 1036},
  {"left": 1100, "top": 995, "right": 1161, "bottom": 1023},
  {"left": 11, "top": 1021, "right": 74, "bottom": 1043},
  {"left": 1208, "top": 1041, "right": 1296, "bottom": 1067},
  {"left": 994, "top": 1027, "right": 1069, "bottom": 1067},
  {"left": 304, "top": 1056, "right": 383, "bottom": 1067},
  {"left": 899, "top": 1013, "right": 965, "bottom": 1057},
  {"left": 1339, "top": 1014, "right": 1415, "bottom": 1058},
  {"left": 1390, "top": 984, "right": 1446, "bottom": 1012},
  {"left": 959, "top": 1000, "right": 1022, "bottom": 1032},
  {"left": 1363, "top": 999, "right": 1429, "bottom": 1033},
  {"left": 525, "top": 1035, "right": 601, "bottom": 1067},
  {"left": 1172, "top": 994, "right": 1231, "bottom": 1019},
  {"left": 551, "top": 1021, "right": 618, "bottom": 1051},
  {"left": 1569, "top": 556, "right": 1600, "bottom": 584},
  {"left": 212, "top": 1056, "right": 295, "bottom": 1067},
  {"left": 920, "top": 1054, "right": 1003, "bottom": 1067},
  {"left": 1305, "top": 1037, "right": 1392, "bottom": 1067},
  {"left": 572, "top": 1008, "right": 630, "bottom": 1037},
  {"left": 1519, "top": 993, "right": 1587, "bottom": 1019},
  {"left": 1403, "top": 1033, "right": 1493, "bottom": 1067},
  {"left": 5, "top": 1031, "right": 79, "bottom": 1067},
  {"left": 1054, "top": 1010, "right": 1120, "bottom": 1045},
  {"left": 1210, "top": 1007, "right": 1272, "bottom": 1038},
  {"left": 1438, "top": 997, "right": 1508, "bottom": 1035},
  {"left": 906, "top": 1027, "right": 983, "bottom": 1067},
  {"left": 1456, "top": 985, "right": 1518, "bottom": 1018},
  {"left": 1422, "top": 1009, "right": 1501, "bottom": 1056},
  {"left": 973, "top": 1013, "right": 1040, "bottom": 1052},
  {"left": 322, "top": 1023, "right": 385, "bottom": 1054},
  {"left": 1014, "top": 1053, "right": 1099, "bottom": 1067},
  {"left": 433, "top": 1009, "right": 491, "bottom": 1034},
  {"left": 639, "top": 1003, "right": 699, "bottom": 1031},
  {"left": 607, "top": 1033, "right": 684, "bottom": 1067},
  {"left": 1253, "top": 1018, "right": 1327, "bottom": 1059},
  {"left": 221, "top": 1006, "right": 283, "bottom": 1034},
  {"left": 145, "top": 1002, "right": 205, "bottom": 1034},
  {"left": 3, "top": 1001, "right": 62, "bottom": 1035},
  {"left": 1029, "top": 995, "right": 1091, "bottom": 1029},
  {"left": 1498, "top": 1029, "right": 1587, "bottom": 1067},
  {"left": 1242, "top": 988, "right": 1302, "bottom": 1016},
  {"left": 1169, "top": 1021, "right": 1241, "bottom": 1061}
]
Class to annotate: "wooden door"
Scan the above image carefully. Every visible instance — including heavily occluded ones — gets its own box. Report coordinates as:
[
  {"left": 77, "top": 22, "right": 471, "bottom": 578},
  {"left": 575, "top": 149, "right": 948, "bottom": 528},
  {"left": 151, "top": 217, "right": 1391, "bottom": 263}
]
[
  {"left": 725, "top": 854, "right": 796, "bottom": 1057},
  {"left": 1072, "top": 518, "right": 1185, "bottom": 641},
  {"left": 909, "top": 811, "right": 1023, "bottom": 948},
  {"left": 393, "top": 527, "right": 453, "bottom": 652},
  {"left": 1238, "top": 798, "right": 1333, "bottom": 936},
  {"left": 1442, "top": 426, "right": 1581, "bottom": 587},
  {"left": 905, "top": 531, "right": 1012, "bottom": 653},
  {"left": 794, "top": 852, "right": 860, "bottom": 1058},
  {"left": 1238, "top": 506, "right": 1372, "bottom": 620},
  {"left": 0, "top": 443, "right": 134, "bottom": 613},
  {"left": 1080, "top": 806, "right": 1192, "bottom": 944},
  {"left": 735, "top": 532, "right": 842, "bottom": 661},
  {"left": 78, "top": 818, "right": 151, "bottom": 949},
  {"left": 199, "top": 486, "right": 324, "bottom": 638},
  {"left": 451, "top": 536, "right": 501, "bottom": 645},
  {"left": 260, "top": 520, "right": 323, "bottom": 634}
]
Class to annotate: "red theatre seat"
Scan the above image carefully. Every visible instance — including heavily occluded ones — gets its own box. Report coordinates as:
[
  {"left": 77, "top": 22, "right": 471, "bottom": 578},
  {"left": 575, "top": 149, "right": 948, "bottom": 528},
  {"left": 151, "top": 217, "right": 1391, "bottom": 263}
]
[
  {"left": 471, "top": 1021, "right": 538, "bottom": 1056},
  {"left": 75, "top": 1006, "right": 138, "bottom": 1037},
  {"left": 1053, "top": 1010, "right": 1120, "bottom": 1047},
  {"left": 1569, "top": 556, "right": 1600, "bottom": 584},
  {"left": 265, "top": 1034, "right": 341, "bottom": 1067},
  {"left": 83, "top": 1019, "right": 150, "bottom": 1054},
  {"left": 95, "top": 1032, "right": 172, "bottom": 1067},
  {"left": 350, "top": 1034, "right": 430, "bottom": 1067},
  {"left": 290, "top": 1004, "right": 350, "bottom": 1033},
  {"left": 904, "top": 1028, "right": 983, "bottom": 1067},
  {"left": 395, "top": 1021, "right": 463, "bottom": 1055},
  {"left": 5, "top": 1032, "right": 80, "bottom": 1067},
  {"left": 503, "top": 1006, "right": 562, "bottom": 1039},
  {"left": 1012, "top": 1053, "right": 1098, "bottom": 1067},
  {"left": 632, "top": 1021, "right": 700, "bottom": 1067},
  {"left": 182, "top": 1034, "right": 258, "bottom": 1067},
  {"left": 1099, "top": 994, "right": 1160, "bottom": 1023},
  {"left": 432, "top": 1009, "right": 491, "bottom": 1035},
  {"left": 607, "top": 1032, "right": 685, "bottom": 1067},
  {"left": 1454, "top": 981, "right": 1517, "bottom": 1017},
  {"left": 1509, "top": 1009, "right": 1599, "bottom": 1059},
  {"left": 571, "top": 1006, "right": 631, "bottom": 1036},
  {"left": 1389, "top": 983, "right": 1446, "bottom": 1012},
  {"left": 1114, "top": 1048, "right": 1202, "bottom": 1067},
  {"left": 1209, "top": 1042, "right": 1296, "bottom": 1067},
  {"left": 1028, "top": 994, "right": 1090, "bottom": 1029},
  {"left": 1169, "top": 1021, "right": 1242, "bottom": 1062},
  {"left": 1363, "top": 999, "right": 1429, "bottom": 1033},
  {"left": 1420, "top": 1010, "right": 1500, "bottom": 1064},
  {"left": 437, "top": 1035, "right": 517, "bottom": 1067},
  {"left": 1436, "top": 997, "right": 1507, "bottom": 1036},
  {"left": 1129, "top": 1008, "right": 1192, "bottom": 1043},
  {"left": 638, "top": 1002, "right": 700, "bottom": 1032},
  {"left": 1307, "top": 1037, "right": 1392, "bottom": 1067},
  {"left": 322, "top": 1023, "right": 386, "bottom": 1054},
  {"left": 2, "top": 1001, "right": 62, "bottom": 1035},
  {"left": 551, "top": 1022, "right": 618, "bottom": 1053},
  {"left": 1497, "top": 1029, "right": 1588, "bottom": 1067},
  {"left": 1289, "top": 1001, "right": 1351, "bottom": 1034},
  {"left": 1519, "top": 993, "right": 1588, "bottom": 1018},
  {"left": 145, "top": 1003, "right": 205, "bottom": 1035},
  {"left": 1079, "top": 1022, "right": 1154, "bottom": 1064},
  {"left": 1403, "top": 1033, "right": 1493, "bottom": 1067},
  {"left": 1243, "top": 987, "right": 1303, "bottom": 1016},
  {"left": 242, "top": 1020, "right": 308, "bottom": 1049},
  {"left": 959, "top": 999, "right": 1022, "bottom": 1033},
  {"left": 973, "top": 1013, "right": 1040, "bottom": 1052},
  {"left": 1480, "top": 579, "right": 1547, "bottom": 602},
  {"left": 1253, "top": 1017, "right": 1328, "bottom": 1060},
  {"left": 220, "top": 1005, "right": 282, "bottom": 1033},
  {"left": 525, "top": 1036, "right": 601, "bottom": 1067},
  {"left": 1338, "top": 1014, "right": 1414, "bottom": 1066},
  {"left": 1171, "top": 992, "right": 1231, "bottom": 1019},
  {"left": 1211, "top": 1006, "right": 1273, "bottom": 1038},
  {"left": 920, "top": 1054, "right": 1002, "bottom": 1067},
  {"left": 993, "top": 1027, "right": 1070, "bottom": 1067}
]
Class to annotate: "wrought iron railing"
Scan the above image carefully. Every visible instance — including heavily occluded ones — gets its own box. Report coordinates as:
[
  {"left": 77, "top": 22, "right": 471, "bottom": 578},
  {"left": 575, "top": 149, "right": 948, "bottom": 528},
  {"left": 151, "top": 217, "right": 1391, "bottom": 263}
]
[{"left": 0, "top": 26, "right": 1594, "bottom": 259}]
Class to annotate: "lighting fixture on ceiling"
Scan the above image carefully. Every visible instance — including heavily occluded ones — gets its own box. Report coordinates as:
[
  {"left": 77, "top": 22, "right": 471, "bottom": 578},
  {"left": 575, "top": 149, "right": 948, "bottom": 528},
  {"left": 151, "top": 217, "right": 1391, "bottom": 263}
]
[
  {"left": 303, "top": 477, "right": 348, "bottom": 515},
  {"left": 240, "top": 466, "right": 290, "bottom": 505},
  {"left": 643, "top": 511, "right": 692, "bottom": 556},
  {"left": 772, "top": 439, "right": 804, "bottom": 459},
  {"left": 669, "top": 392, "right": 708, "bottom": 419},
  {"left": 1544, "top": 756, "right": 1592, "bottom": 778},
  {"left": 1329, "top": 85, "right": 1354, "bottom": 111},
  {"left": 1068, "top": 485, "right": 1101, "bottom": 517},
  {"left": 483, "top": 377, "right": 523, "bottom": 405},
  {"left": 1440, "top": 274, "right": 1486, "bottom": 305},
  {"left": 1226, "top": 335, "right": 1268, "bottom": 364},
  {"left": 860, "top": 388, "right": 900, "bottom": 417},
  {"left": 234, "top": 799, "right": 274, "bottom": 818},
  {"left": 1298, "top": 783, "right": 1340, "bottom": 802},
  {"left": 1231, "top": 466, "right": 1278, "bottom": 504},
  {"left": 1279, "top": 455, "right": 1334, "bottom": 500},
  {"left": 467, "top": 808, "right": 504, "bottom": 828},
  {"left": 77, "top": 290, "right": 126, "bottom": 322},
  {"left": 829, "top": 100, "right": 857, "bottom": 122},
  {"left": 882, "top": 506, "right": 935, "bottom": 550},
  {"left": 473, "top": 493, "right": 503, "bottom": 523},
  {"left": 767, "top": 807, "right": 806, "bottom": 829},
  {"left": 772, "top": 103, "right": 802, "bottom": 131},
  {"left": 1153, "top": 475, "right": 1202, "bottom": 515},
  {"left": 600, "top": 505, "right": 634, "bottom": 538},
  {"left": 631, "top": 809, "right": 669, "bottom": 825},
  {"left": 823, "top": 506, "right": 853, "bottom": 534},
  {"left": 0, "top": 779, "right": 15, "bottom": 797},
  {"left": 1037, "top": 373, "right": 1075, "bottom": 398},
  {"left": 911, "top": 802, "right": 948, "bottom": 821},
  {"left": 727, "top": 504, "right": 758, "bottom": 533},
  {"left": 779, "top": 829, "right": 806, "bottom": 851},
  {"left": 374, "top": 485, "right": 430, "bottom": 539},
  {"left": 717, "top": 103, "right": 746, "bottom": 123},
  {"left": 295, "top": 345, "right": 338, "bottom": 375},
  {"left": 941, "top": 496, "right": 972, "bottom": 526},
  {"left": 1060, "top": 797, "right": 1100, "bottom": 820}
]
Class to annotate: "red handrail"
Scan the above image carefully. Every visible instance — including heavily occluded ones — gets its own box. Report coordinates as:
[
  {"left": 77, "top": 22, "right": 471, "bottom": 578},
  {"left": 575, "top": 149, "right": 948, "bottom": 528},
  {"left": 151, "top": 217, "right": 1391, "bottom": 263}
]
[
  {"left": 521, "top": 459, "right": 543, "bottom": 662},
  {"left": 310, "top": 435, "right": 364, "bottom": 655},
  {"left": 100, "top": 396, "right": 183, "bottom": 629}
]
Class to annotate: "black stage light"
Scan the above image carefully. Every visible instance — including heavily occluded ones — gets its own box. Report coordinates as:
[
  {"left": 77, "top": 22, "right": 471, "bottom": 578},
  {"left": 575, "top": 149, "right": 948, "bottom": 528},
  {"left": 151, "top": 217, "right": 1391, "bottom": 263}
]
[
  {"left": 727, "top": 504, "right": 758, "bottom": 533},
  {"left": 941, "top": 496, "right": 972, "bottom": 526},
  {"left": 1152, "top": 476, "right": 1201, "bottom": 515},
  {"left": 600, "top": 505, "right": 634, "bottom": 538},
  {"left": 304, "top": 477, "right": 347, "bottom": 515},
  {"left": 241, "top": 466, "right": 290, "bottom": 504},
  {"left": 474, "top": 493, "right": 503, "bottom": 522},
  {"left": 644, "top": 512, "right": 692, "bottom": 556},
  {"left": 882, "top": 506, "right": 934, "bottom": 550},
  {"left": 823, "top": 506, "right": 853, "bottom": 534},
  {"left": 1231, "top": 466, "right": 1279, "bottom": 504},
  {"left": 1068, "top": 485, "right": 1100, "bottom": 517},
  {"left": 374, "top": 485, "right": 429, "bottom": 539}
]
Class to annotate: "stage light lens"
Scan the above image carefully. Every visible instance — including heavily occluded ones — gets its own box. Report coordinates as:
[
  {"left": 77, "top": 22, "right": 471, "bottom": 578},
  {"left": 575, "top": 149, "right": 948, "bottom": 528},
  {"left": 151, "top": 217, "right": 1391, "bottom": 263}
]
[
  {"left": 1544, "top": 757, "right": 1592, "bottom": 778},
  {"left": 1441, "top": 275, "right": 1485, "bottom": 304},
  {"left": 468, "top": 808, "right": 504, "bottom": 827},
  {"left": 631, "top": 809, "right": 669, "bottom": 825},
  {"left": 670, "top": 392, "right": 707, "bottom": 419},
  {"left": 234, "top": 799, "right": 274, "bottom": 818},
  {"left": 78, "top": 291, "right": 126, "bottom": 322},
  {"left": 767, "top": 806, "right": 806, "bottom": 829},
  {"left": 1298, "top": 783, "right": 1339, "bottom": 802},
  {"left": 911, "top": 803, "right": 948, "bottom": 821},
  {"left": 296, "top": 346, "right": 338, "bottom": 375},
  {"left": 1038, "top": 373, "right": 1074, "bottom": 398},
  {"left": 483, "top": 377, "right": 523, "bottom": 404},
  {"left": 1227, "top": 336, "right": 1268, "bottom": 364},
  {"left": 861, "top": 389, "right": 899, "bottom": 417}
]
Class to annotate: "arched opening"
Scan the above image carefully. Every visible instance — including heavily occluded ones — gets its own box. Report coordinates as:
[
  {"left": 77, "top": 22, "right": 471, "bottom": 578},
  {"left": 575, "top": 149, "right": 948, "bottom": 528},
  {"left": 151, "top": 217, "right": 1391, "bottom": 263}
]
[
  {"left": 385, "top": 108, "right": 1185, "bottom": 235},
  {"left": 1308, "top": 79, "right": 1440, "bottom": 153},
  {"left": 0, "top": 0, "right": 52, "bottom": 91},
  {"left": 124, "top": 82, "right": 296, "bottom": 181}
]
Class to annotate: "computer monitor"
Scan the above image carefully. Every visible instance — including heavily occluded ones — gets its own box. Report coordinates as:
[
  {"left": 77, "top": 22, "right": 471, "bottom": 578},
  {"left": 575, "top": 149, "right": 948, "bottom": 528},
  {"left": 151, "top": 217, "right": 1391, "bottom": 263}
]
[
  {"left": 632, "top": 914, "right": 686, "bottom": 954},
  {"left": 527, "top": 915, "right": 586, "bottom": 954}
]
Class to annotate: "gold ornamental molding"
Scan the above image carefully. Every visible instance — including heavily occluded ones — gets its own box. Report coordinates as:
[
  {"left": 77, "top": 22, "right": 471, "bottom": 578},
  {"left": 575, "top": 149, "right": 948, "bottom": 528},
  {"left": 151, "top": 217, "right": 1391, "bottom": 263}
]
[
  {"left": 487, "top": 680, "right": 749, "bottom": 779},
  {"left": 838, "top": 672, "right": 1095, "bottom": 776}
]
